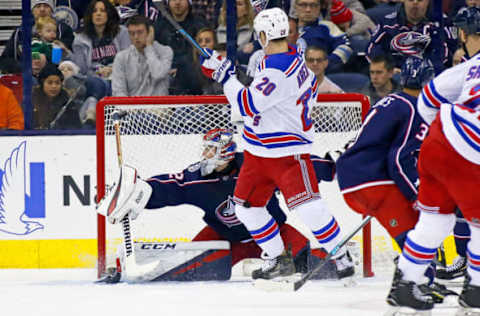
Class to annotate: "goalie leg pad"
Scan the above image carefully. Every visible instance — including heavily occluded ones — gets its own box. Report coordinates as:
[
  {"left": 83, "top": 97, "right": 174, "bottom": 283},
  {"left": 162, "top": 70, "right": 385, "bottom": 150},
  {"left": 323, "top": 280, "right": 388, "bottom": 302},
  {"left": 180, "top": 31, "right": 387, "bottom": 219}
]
[
  {"left": 97, "top": 165, "right": 152, "bottom": 224},
  {"left": 117, "top": 241, "right": 232, "bottom": 282}
]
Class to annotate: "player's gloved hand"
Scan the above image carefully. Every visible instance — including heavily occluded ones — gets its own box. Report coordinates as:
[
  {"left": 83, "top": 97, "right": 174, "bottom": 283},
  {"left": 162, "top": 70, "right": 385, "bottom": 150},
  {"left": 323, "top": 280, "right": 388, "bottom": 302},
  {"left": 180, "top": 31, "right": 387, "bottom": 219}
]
[
  {"left": 390, "top": 31, "right": 431, "bottom": 58},
  {"left": 200, "top": 48, "right": 236, "bottom": 84}
]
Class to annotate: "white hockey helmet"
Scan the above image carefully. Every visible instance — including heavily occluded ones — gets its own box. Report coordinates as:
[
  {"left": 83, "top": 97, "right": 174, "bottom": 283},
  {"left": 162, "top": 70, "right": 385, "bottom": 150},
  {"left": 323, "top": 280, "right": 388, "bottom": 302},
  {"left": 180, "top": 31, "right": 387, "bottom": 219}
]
[{"left": 254, "top": 7, "right": 289, "bottom": 49}]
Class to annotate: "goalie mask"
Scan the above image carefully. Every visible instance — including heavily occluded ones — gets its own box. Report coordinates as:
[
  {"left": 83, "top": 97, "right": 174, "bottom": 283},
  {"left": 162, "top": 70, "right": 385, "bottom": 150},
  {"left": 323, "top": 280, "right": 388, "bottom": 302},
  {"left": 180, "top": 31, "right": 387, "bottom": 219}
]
[
  {"left": 201, "top": 128, "right": 237, "bottom": 175},
  {"left": 253, "top": 7, "right": 289, "bottom": 49}
]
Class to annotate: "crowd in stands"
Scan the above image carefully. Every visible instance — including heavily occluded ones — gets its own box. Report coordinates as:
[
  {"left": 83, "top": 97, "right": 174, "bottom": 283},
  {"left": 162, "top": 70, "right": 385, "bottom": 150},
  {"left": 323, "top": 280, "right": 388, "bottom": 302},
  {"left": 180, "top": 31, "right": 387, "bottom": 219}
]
[{"left": 0, "top": 0, "right": 477, "bottom": 130}]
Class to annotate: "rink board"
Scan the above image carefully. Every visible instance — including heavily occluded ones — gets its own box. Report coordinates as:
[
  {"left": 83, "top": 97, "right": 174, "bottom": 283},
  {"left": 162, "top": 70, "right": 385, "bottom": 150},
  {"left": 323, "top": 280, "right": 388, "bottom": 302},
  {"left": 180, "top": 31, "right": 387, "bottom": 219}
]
[{"left": 0, "top": 135, "right": 458, "bottom": 268}]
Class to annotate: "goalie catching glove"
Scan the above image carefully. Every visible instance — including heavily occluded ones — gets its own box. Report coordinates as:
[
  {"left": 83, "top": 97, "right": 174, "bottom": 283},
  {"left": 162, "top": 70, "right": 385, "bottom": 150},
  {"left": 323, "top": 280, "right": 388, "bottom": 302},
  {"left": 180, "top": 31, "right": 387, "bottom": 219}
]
[
  {"left": 97, "top": 165, "right": 152, "bottom": 224},
  {"left": 200, "top": 48, "right": 236, "bottom": 84}
]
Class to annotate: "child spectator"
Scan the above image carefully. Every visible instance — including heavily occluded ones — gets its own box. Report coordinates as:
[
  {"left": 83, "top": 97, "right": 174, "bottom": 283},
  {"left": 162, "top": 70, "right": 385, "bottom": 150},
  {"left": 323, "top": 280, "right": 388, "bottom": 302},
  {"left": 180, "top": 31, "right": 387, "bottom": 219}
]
[
  {"left": 193, "top": 28, "right": 223, "bottom": 95},
  {"left": 32, "top": 16, "right": 71, "bottom": 64},
  {"left": 32, "top": 64, "right": 82, "bottom": 129},
  {"left": 330, "top": 0, "right": 375, "bottom": 40},
  {"left": 0, "top": 82, "right": 24, "bottom": 130}
]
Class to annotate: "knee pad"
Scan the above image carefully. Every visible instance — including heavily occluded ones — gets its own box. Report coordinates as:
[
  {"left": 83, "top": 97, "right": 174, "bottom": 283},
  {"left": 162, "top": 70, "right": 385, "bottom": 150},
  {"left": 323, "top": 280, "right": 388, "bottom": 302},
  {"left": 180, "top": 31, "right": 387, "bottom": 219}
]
[{"left": 409, "top": 212, "right": 456, "bottom": 248}]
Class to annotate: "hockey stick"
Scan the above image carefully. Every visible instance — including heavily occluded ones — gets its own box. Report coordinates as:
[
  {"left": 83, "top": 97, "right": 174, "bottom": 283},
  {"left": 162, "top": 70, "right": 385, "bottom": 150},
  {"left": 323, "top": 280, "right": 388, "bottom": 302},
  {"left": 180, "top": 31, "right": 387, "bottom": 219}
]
[
  {"left": 293, "top": 215, "right": 373, "bottom": 291},
  {"left": 110, "top": 111, "right": 158, "bottom": 282},
  {"left": 154, "top": 1, "right": 209, "bottom": 58}
]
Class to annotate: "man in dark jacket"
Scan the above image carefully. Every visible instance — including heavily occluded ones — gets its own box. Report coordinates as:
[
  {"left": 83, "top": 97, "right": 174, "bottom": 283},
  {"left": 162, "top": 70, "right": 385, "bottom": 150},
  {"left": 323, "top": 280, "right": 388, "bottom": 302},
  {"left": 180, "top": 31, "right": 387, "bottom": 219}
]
[{"left": 154, "top": 0, "right": 208, "bottom": 95}]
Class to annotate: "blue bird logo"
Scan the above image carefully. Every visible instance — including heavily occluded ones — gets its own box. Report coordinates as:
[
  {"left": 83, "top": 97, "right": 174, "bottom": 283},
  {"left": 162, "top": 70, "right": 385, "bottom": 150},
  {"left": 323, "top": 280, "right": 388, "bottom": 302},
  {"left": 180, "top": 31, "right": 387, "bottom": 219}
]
[{"left": 0, "top": 141, "right": 44, "bottom": 235}]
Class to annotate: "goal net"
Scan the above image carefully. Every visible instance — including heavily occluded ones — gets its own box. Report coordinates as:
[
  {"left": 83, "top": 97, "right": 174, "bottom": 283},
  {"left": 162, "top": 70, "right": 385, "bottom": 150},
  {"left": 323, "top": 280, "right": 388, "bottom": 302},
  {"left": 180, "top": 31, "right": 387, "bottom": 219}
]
[{"left": 96, "top": 94, "right": 396, "bottom": 278}]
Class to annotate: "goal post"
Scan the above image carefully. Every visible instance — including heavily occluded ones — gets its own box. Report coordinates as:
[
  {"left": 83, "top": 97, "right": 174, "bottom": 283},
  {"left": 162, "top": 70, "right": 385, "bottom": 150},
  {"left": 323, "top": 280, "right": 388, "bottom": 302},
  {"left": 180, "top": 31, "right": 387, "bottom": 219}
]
[{"left": 96, "top": 94, "right": 374, "bottom": 278}]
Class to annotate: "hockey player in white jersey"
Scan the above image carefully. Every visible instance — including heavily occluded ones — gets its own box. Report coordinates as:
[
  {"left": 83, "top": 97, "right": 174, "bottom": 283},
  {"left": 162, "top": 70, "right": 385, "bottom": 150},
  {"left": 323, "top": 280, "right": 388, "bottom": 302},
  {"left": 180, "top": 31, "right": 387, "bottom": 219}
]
[
  {"left": 387, "top": 7, "right": 480, "bottom": 315},
  {"left": 418, "top": 6, "right": 480, "bottom": 280},
  {"left": 200, "top": 7, "right": 354, "bottom": 281}
]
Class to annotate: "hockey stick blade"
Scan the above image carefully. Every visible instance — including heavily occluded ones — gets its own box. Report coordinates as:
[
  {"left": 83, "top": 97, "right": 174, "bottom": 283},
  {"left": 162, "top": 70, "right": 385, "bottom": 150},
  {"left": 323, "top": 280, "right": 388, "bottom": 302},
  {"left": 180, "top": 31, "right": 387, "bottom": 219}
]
[
  {"left": 120, "top": 215, "right": 158, "bottom": 282},
  {"left": 293, "top": 215, "right": 373, "bottom": 291}
]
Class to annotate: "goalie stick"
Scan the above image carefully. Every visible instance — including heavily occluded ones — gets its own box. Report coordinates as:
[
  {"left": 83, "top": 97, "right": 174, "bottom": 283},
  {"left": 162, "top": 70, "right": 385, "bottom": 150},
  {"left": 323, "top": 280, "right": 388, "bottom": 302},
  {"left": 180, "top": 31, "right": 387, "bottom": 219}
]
[{"left": 99, "top": 111, "right": 158, "bottom": 282}]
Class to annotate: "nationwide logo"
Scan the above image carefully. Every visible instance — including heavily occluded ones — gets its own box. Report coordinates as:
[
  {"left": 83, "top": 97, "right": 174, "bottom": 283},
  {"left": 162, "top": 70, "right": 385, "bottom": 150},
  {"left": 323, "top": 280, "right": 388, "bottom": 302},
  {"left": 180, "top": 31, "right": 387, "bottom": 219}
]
[{"left": 0, "top": 141, "right": 45, "bottom": 235}]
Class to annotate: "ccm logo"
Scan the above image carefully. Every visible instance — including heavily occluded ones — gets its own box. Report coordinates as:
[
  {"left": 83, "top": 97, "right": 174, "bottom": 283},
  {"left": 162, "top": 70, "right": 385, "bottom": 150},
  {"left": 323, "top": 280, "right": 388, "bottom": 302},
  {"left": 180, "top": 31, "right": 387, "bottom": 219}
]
[{"left": 140, "top": 243, "right": 177, "bottom": 250}]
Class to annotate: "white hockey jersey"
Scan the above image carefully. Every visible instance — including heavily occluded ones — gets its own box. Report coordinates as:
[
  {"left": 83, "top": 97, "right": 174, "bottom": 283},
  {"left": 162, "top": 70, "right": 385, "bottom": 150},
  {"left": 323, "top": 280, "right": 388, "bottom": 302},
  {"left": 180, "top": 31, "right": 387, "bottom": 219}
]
[
  {"left": 418, "top": 53, "right": 480, "bottom": 164},
  {"left": 440, "top": 103, "right": 480, "bottom": 165},
  {"left": 418, "top": 53, "right": 480, "bottom": 124},
  {"left": 224, "top": 46, "right": 318, "bottom": 158}
]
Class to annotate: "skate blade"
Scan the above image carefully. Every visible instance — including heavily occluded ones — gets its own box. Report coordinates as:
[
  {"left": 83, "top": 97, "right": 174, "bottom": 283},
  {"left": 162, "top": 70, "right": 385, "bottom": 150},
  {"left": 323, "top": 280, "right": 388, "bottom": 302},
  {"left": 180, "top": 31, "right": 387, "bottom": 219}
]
[
  {"left": 384, "top": 306, "right": 432, "bottom": 316},
  {"left": 456, "top": 307, "right": 480, "bottom": 316},
  {"left": 253, "top": 274, "right": 301, "bottom": 292}
]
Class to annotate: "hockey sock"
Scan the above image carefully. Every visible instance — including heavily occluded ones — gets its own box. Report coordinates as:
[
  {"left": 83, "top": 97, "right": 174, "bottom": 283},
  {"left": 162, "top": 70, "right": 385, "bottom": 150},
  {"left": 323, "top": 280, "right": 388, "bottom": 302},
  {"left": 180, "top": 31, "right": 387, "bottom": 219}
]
[
  {"left": 295, "top": 199, "right": 344, "bottom": 256},
  {"left": 235, "top": 204, "right": 284, "bottom": 258},
  {"left": 398, "top": 212, "right": 456, "bottom": 283},
  {"left": 454, "top": 215, "right": 470, "bottom": 257},
  {"left": 467, "top": 225, "right": 480, "bottom": 286}
]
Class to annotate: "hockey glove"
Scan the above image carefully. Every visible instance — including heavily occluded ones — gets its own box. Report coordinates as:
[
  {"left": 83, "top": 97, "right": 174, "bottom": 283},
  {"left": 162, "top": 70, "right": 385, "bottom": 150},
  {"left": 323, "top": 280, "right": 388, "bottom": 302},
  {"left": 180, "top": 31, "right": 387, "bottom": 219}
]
[{"left": 200, "top": 48, "right": 236, "bottom": 84}]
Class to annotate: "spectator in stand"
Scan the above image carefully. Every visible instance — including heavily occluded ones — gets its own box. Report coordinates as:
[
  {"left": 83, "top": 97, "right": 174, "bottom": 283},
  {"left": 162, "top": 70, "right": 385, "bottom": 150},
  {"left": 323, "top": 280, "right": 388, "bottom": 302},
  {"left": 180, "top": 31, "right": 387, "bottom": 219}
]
[
  {"left": 1, "top": 0, "right": 74, "bottom": 70},
  {"left": 115, "top": 0, "right": 161, "bottom": 23},
  {"left": 289, "top": 0, "right": 366, "bottom": 20},
  {"left": 216, "top": 0, "right": 255, "bottom": 67},
  {"left": 32, "top": 52, "right": 48, "bottom": 85},
  {"left": 0, "top": 82, "right": 24, "bottom": 130},
  {"left": 360, "top": 55, "right": 400, "bottom": 105},
  {"left": 295, "top": 0, "right": 353, "bottom": 73},
  {"left": 305, "top": 46, "right": 343, "bottom": 93},
  {"left": 192, "top": 28, "right": 223, "bottom": 94},
  {"left": 330, "top": 0, "right": 375, "bottom": 41},
  {"left": 154, "top": 0, "right": 208, "bottom": 95},
  {"left": 365, "top": 0, "right": 402, "bottom": 24},
  {"left": 71, "top": 0, "right": 131, "bottom": 80},
  {"left": 112, "top": 15, "right": 173, "bottom": 96},
  {"left": 366, "top": 0, "right": 458, "bottom": 75},
  {"left": 190, "top": 0, "right": 221, "bottom": 28},
  {"left": 32, "top": 16, "right": 72, "bottom": 65},
  {"left": 32, "top": 64, "right": 82, "bottom": 130}
]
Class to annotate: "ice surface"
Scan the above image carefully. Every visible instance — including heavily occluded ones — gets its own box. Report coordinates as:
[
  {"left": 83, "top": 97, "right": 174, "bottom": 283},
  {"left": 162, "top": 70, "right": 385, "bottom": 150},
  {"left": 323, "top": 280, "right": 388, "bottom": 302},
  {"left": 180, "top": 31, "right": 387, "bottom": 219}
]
[{"left": 0, "top": 269, "right": 461, "bottom": 316}]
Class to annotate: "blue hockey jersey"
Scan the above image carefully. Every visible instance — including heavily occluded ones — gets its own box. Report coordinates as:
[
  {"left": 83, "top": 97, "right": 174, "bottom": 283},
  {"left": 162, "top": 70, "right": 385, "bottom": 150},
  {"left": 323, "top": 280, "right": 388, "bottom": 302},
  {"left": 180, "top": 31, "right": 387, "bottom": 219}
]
[
  {"left": 336, "top": 92, "right": 428, "bottom": 201},
  {"left": 366, "top": 6, "right": 457, "bottom": 74},
  {"left": 145, "top": 153, "right": 334, "bottom": 242}
]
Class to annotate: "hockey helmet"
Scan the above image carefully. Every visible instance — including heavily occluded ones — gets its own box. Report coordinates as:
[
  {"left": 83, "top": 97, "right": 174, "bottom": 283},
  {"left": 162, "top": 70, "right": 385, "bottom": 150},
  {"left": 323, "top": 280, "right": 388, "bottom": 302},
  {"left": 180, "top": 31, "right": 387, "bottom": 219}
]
[
  {"left": 253, "top": 7, "right": 289, "bottom": 49},
  {"left": 202, "top": 128, "right": 237, "bottom": 170},
  {"left": 454, "top": 6, "right": 480, "bottom": 36},
  {"left": 400, "top": 57, "right": 435, "bottom": 90}
]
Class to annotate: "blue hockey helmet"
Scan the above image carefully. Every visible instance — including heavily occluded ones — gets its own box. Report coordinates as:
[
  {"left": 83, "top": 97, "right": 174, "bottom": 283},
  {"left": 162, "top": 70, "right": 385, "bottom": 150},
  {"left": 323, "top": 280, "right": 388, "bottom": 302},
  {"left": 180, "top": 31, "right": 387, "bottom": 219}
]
[
  {"left": 400, "top": 57, "right": 435, "bottom": 90},
  {"left": 454, "top": 6, "right": 480, "bottom": 35}
]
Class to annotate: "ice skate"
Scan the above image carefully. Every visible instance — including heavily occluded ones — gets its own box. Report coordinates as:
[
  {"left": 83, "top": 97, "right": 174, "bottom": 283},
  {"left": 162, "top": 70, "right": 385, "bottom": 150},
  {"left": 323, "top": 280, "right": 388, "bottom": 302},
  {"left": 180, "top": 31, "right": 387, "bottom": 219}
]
[
  {"left": 333, "top": 250, "right": 355, "bottom": 279},
  {"left": 252, "top": 249, "right": 296, "bottom": 280},
  {"left": 386, "top": 267, "right": 434, "bottom": 315},
  {"left": 437, "top": 255, "right": 466, "bottom": 280},
  {"left": 418, "top": 281, "right": 458, "bottom": 304},
  {"left": 456, "top": 275, "right": 480, "bottom": 316}
]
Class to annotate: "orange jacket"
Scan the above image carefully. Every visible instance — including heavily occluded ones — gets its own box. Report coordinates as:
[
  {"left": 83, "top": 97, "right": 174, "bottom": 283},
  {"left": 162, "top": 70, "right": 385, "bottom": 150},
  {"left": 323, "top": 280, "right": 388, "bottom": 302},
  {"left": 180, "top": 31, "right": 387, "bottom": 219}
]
[{"left": 0, "top": 83, "right": 24, "bottom": 130}]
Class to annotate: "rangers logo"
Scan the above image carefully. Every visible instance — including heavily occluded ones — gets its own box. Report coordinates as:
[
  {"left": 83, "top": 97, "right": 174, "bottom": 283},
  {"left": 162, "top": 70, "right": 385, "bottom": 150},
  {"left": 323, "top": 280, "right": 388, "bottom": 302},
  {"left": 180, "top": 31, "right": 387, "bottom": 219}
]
[{"left": 215, "top": 196, "right": 241, "bottom": 227}]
